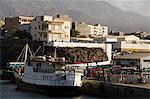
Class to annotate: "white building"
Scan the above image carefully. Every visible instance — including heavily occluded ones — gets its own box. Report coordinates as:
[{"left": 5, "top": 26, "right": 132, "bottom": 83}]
[
  {"left": 31, "top": 15, "right": 71, "bottom": 42},
  {"left": 88, "top": 24, "right": 108, "bottom": 37},
  {"left": 113, "top": 53, "right": 150, "bottom": 70},
  {"left": 103, "top": 35, "right": 150, "bottom": 52}
]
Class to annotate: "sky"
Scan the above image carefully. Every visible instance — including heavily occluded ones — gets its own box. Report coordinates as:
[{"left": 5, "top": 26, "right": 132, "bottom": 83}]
[{"left": 106, "top": 0, "right": 150, "bottom": 17}]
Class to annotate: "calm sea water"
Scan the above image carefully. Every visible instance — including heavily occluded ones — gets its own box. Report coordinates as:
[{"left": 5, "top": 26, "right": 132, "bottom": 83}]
[{"left": 0, "top": 82, "right": 104, "bottom": 99}]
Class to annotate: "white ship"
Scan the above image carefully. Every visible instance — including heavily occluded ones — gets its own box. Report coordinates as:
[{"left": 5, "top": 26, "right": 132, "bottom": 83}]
[
  {"left": 13, "top": 44, "right": 84, "bottom": 95},
  {"left": 13, "top": 42, "right": 112, "bottom": 95}
]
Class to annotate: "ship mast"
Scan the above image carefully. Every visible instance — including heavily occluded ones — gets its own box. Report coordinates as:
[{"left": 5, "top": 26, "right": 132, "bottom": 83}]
[
  {"left": 24, "top": 44, "right": 28, "bottom": 62},
  {"left": 16, "top": 44, "right": 32, "bottom": 62}
]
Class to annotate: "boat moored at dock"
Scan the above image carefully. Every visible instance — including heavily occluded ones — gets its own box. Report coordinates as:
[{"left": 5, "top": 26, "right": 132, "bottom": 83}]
[{"left": 13, "top": 44, "right": 84, "bottom": 95}]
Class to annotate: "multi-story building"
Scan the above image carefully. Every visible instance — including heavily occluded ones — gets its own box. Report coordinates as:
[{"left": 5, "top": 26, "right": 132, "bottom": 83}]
[
  {"left": 72, "top": 22, "right": 90, "bottom": 37},
  {"left": 93, "top": 35, "right": 150, "bottom": 52},
  {"left": 113, "top": 53, "right": 150, "bottom": 70},
  {"left": 73, "top": 22, "right": 108, "bottom": 37},
  {"left": 4, "top": 16, "right": 34, "bottom": 33},
  {"left": 31, "top": 15, "right": 72, "bottom": 42},
  {"left": 88, "top": 24, "right": 108, "bottom": 37}
]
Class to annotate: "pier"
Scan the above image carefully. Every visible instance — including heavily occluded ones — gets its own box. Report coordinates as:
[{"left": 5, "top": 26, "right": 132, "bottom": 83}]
[{"left": 81, "top": 80, "right": 150, "bottom": 98}]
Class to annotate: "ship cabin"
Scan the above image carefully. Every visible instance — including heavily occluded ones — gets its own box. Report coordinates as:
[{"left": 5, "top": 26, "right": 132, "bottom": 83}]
[{"left": 27, "top": 55, "right": 66, "bottom": 73}]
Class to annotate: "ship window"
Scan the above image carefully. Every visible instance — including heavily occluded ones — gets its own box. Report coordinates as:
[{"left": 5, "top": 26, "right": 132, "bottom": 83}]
[{"left": 47, "top": 76, "right": 49, "bottom": 80}]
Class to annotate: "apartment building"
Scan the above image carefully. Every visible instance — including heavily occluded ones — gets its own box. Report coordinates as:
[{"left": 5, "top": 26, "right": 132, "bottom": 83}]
[
  {"left": 88, "top": 24, "right": 108, "bottom": 37},
  {"left": 4, "top": 16, "right": 34, "bottom": 33},
  {"left": 73, "top": 22, "right": 108, "bottom": 37},
  {"left": 72, "top": 22, "right": 90, "bottom": 37},
  {"left": 31, "top": 15, "right": 71, "bottom": 42}
]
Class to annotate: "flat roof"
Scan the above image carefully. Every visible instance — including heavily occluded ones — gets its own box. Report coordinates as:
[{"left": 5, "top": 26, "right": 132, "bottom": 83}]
[{"left": 114, "top": 53, "right": 150, "bottom": 60}]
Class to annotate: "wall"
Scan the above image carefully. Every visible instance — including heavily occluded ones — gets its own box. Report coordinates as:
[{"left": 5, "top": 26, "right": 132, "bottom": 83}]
[
  {"left": 121, "top": 41, "right": 150, "bottom": 52},
  {"left": 74, "top": 22, "right": 90, "bottom": 37},
  {"left": 141, "top": 56, "right": 150, "bottom": 69},
  {"left": 46, "top": 42, "right": 106, "bottom": 48}
]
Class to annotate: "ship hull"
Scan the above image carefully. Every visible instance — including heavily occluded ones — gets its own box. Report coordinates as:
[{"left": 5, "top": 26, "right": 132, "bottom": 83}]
[{"left": 15, "top": 78, "right": 81, "bottom": 96}]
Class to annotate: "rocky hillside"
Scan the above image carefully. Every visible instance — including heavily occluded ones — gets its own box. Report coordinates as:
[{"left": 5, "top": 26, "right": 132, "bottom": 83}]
[{"left": 47, "top": 47, "right": 108, "bottom": 63}]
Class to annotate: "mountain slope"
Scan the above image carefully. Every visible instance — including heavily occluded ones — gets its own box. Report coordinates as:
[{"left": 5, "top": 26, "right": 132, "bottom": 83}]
[{"left": 0, "top": 0, "right": 149, "bottom": 32}]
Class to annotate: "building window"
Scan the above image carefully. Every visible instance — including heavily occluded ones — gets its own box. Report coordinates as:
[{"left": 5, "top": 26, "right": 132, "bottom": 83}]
[
  {"left": 40, "top": 34, "right": 42, "bottom": 37},
  {"left": 42, "top": 23, "right": 48, "bottom": 30},
  {"left": 41, "top": 16, "right": 44, "bottom": 21},
  {"left": 65, "top": 26, "right": 69, "bottom": 29},
  {"left": 38, "top": 25, "right": 40, "bottom": 29},
  {"left": 44, "top": 34, "right": 47, "bottom": 38},
  {"left": 35, "top": 27, "right": 36, "bottom": 29}
]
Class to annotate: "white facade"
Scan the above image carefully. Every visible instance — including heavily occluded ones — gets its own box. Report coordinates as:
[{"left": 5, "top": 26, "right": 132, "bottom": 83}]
[
  {"left": 88, "top": 24, "right": 108, "bottom": 37},
  {"left": 121, "top": 41, "right": 150, "bottom": 52},
  {"left": 113, "top": 53, "right": 150, "bottom": 69},
  {"left": 18, "top": 16, "right": 34, "bottom": 25},
  {"left": 105, "top": 35, "right": 150, "bottom": 52},
  {"left": 141, "top": 56, "right": 150, "bottom": 69},
  {"left": 31, "top": 15, "right": 71, "bottom": 42}
]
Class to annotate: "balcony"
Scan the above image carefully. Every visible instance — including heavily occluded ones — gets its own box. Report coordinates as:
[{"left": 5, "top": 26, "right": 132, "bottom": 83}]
[{"left": 48, "top": 30, "right": 65, "bottom": 34}]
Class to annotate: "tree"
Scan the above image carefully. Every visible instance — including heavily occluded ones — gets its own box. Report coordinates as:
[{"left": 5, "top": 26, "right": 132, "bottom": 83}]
[{"left": 70, "top": 29, "right": 80, "bottom": 37}]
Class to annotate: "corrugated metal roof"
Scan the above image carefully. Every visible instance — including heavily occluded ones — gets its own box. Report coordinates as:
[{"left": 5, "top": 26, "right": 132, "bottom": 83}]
[{"left": 114, "top": 53, "right": 150, "bottom": 59}]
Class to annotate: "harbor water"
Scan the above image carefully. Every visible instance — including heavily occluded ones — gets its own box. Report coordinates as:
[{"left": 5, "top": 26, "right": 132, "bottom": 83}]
[{"left": 0, "top": 81, "right": 104, "bottom": 99}]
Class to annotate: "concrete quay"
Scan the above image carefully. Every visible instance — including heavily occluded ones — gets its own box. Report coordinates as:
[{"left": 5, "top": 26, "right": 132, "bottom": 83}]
[{"left": 81, "top": 80, "right": 150, "bottom": 98}]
